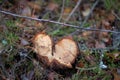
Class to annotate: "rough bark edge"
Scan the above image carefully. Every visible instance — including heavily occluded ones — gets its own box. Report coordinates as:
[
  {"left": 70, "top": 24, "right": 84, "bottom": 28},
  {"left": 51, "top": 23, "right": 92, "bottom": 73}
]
[
  {"left": 53, "top": 37, "right": 79, "bottom": 68},
  {"left": 55, "top": 36, "right": 79, "bottom": 58},
  {"left": 33, "top": 33, "right": 79, "bottom": 69},
  {"left": 32, "top": 32, "right": 53, "bottom": 66}
]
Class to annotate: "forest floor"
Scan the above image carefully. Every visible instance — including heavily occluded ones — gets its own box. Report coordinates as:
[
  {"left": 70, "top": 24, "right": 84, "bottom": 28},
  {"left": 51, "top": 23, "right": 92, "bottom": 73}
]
[{"left": 0, "top": 0, "right": 120, "bottom": 80}]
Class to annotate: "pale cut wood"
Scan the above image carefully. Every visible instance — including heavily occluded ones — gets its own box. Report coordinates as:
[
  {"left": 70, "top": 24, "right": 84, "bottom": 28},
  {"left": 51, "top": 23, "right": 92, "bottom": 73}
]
[
  {"left": 33, "top": 33, "right": 78, "bottom": 68},
  {"left": 53, "top": 38, "right": 78, "bottom": 68},
  {"left": 33, "top": 33, "right": 53, "bottom": 64}
]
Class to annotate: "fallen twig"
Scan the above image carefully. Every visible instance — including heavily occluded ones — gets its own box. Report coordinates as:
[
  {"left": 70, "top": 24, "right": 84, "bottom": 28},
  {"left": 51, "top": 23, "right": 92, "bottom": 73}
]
[
  {"left": 112, "top": 11, "right": 120, "bottom": 21},
  {"left": 80, "top": 0, "right": 100, "bottom": 28},
  {"left": 0, "top": 10, "right": 120, "bottom": 33},
  {"left": 65, "top": 0, "right": 82, "bottom": 22},
  {"left": 57, "top": 0, "right": 65, "bottom": 22},
  {"left": 76, "top": 66, "right": 97, "bottom": 70}
]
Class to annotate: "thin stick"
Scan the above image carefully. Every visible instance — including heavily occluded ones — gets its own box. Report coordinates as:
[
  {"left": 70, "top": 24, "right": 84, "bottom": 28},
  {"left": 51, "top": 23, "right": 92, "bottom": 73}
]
[
  {"left": 53, "top": 0, "right": 81, "bottom": 33},
  {"left": 57, "top": 0, "right": 65, "bottom": 22},
  {"left": 80, "top": 0, "right": 100, "bottom": 28},
  {"left": 76, "top": 66, "right": 97, "bottom": 70},
  {"left": 65, "top": 0, "right": 82, "bottom": 22},
  {"left": 54, "top": 0, "right": 65, "bottom": 27},
  {"left": 112, "top": 11, "right": 120, "bottom": 20},
  {"left": 0, "top": 10, "right": 120, "bottom": 33}
]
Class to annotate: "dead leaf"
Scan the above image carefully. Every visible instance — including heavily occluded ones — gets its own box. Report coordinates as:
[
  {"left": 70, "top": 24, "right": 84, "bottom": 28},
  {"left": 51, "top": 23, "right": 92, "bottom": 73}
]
[
  {"left": 28, "top": 1, "right": 41, "bottom": 16},
  {"left": 105, "top": 38, "right": 112, "bottom": 45},
  {"left": 76, "top": 61, "right": 84, "bottom": 68},
  {"left": 0, "top": 75, "right": 7, "bottom": 80},
  {"left": 28, "top": 2, "right": 41, "bottom": 10},
  {"left": 81, "top": 3, "right": 90, "bottom": 17},
  {"left": 62, "top": 7, "right": 72, "bottom": 19},
  {"left": 16, "top": 22, "right": 26, "bottom": 28},
  {"left": 48, "top": 72, "right": 55, "bottom": 80},
  {"left": 106, "top": 52, "right": 120, "bottom": 60},
  {"left": 82, "top": 8, "right": 90, "bottom": 17},
  {"left": 21, "top": 6, "right": 31, "bottom": 16},
  {"left": 82, "top": 31, "right": 92, "bottom": 37},
  {"left": 107, "top": 13, "right": 115, "bottom": 22},
  {"left": 20, "top": 38, "right": 29, "bottom": 46},
  {"left": 102, "top": 20, "right": 112, "bottom": 30},
  {"left": 95, "top": 41, "right": 106, "bottom": 48},
  {"left": 0, "top": 25, "right": 7, "bottom": 32},
  {"left": 82, "top": 31, "right": 92, "bottom": 40},
  {"left": 63, "top": 8, "right": 72, "bottom": 14},
  {"left": 94, "top": 8, "right": 106, "bottom": 18},
  {"left": 85, "top": 55, "right": 96, "bottom": 65},
  {"left": 112, "top": 69, "right": 120, "bottom": 80},
  {"left": 46, "top": 2, "right": 58, "bottom": 11},
  {"left": 86, "top": 38, "right": 96, "bottom": 48},
  {"left": 18, "top": 0, "right": 28, "bottom": 9},
  {"left": 35, "top": 22, "right": 43, "bottom": 27},
  {"left": 98, "top": 31, "right": 111, "bottom": 43},
  {"left": 0, "top": 26, "right": 3, "bottom": 32},
  {"left": 102, "top": 32, "right": 109, "bottom": 37}
]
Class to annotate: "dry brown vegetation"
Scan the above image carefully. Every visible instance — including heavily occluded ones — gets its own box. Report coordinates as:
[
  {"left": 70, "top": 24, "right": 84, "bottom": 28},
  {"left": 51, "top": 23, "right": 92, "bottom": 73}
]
[{"left": 0, "top": 0, "right": 120, "bottom": 80}]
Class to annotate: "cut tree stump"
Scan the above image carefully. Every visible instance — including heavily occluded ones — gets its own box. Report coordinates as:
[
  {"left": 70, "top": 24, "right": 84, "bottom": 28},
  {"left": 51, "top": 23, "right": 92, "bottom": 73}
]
[{"left": 33, "top": 33, "right": 78, "bottom": 68}]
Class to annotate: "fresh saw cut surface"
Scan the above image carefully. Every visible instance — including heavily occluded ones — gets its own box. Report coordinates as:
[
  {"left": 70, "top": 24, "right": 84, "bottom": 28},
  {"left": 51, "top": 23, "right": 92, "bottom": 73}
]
[{"left": 33, "top": 33, "right": 78, "bottom": 68}]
